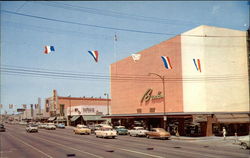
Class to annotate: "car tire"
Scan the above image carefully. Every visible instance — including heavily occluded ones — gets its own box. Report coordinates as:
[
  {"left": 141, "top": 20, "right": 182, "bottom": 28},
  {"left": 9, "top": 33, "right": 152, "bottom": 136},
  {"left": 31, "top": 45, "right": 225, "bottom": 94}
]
[
  {"left": 241, "top": 143, "right": 248, "bottom": 150},
  {"left": 147, "top": 135, "right": 150, "bottom": 139}
]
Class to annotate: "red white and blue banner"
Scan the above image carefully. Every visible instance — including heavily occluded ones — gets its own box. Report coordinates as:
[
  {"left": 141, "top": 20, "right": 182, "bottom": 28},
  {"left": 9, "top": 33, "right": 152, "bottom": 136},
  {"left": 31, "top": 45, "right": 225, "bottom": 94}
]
[
  {"left": 161, "top": 56, "right": 172, "bottom": 69},
  {"left": 44, "top": 46, "right": 55, "bottom": 54},
  {"left": 88, "top": 50, "right": 99, "bottom": 62},
  {"left": 193, "top": 59, "right": 201, "bottom": 72}
]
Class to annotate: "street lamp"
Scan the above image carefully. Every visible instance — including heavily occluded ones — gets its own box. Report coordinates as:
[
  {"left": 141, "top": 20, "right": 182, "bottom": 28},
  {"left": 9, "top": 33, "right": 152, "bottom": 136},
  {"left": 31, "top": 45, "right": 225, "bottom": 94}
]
[
  {"left": 104, "top": 93, "right": 109, "bottom": 115},
  {"left": 148, "top": 73, "right": 167, "bottom": 130}
]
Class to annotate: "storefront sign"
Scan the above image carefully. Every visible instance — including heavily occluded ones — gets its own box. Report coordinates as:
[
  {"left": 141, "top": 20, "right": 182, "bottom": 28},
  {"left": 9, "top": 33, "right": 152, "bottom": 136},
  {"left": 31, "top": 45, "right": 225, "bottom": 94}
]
[
  {"left": 141, "top": 88, "right": 164, "bottom": 103},
  {"left": 193, "top": 115, "right": 207, "bottom": 122}
]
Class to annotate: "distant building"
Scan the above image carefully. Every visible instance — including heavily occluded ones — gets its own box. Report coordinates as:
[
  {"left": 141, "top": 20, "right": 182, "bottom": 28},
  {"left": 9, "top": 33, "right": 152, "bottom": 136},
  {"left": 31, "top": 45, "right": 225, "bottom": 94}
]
[
  {"left": 109, "top": 25, "right": 249, "bottom": 136},
  {"left": 45, "top": 90, "right": 111, "bottom": 126}
]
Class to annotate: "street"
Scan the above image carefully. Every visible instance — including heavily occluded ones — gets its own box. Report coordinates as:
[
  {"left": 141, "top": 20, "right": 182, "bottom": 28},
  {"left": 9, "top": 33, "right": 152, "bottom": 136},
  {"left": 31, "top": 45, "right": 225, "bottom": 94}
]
[{"left": 0, "top": 124, "right": 249, "bottom": 158}]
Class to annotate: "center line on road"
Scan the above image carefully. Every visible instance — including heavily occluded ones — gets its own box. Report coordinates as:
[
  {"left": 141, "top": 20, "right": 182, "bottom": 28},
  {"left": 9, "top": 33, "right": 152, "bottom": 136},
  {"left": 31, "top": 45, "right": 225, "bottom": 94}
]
[
  {"left": 7, "top": 133, "right": 53, "bottom": 158},
  {"left": 38, "top": 130, "right": 165, "bottom": 158}
]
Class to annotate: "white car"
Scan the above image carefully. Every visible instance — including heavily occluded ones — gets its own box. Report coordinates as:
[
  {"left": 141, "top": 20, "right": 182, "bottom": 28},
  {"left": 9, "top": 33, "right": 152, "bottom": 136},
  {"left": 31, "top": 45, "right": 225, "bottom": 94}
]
[
  {"left": 239, "top": 135, "right": 250, "bottom": 150},
  {"left": 95, "top": 125, "right": 117, "bottom": 138},
  {"left": 26, "top": 124, "right": 38, "bottom": 133},
  {"left": 45, "top": 123, "right": 56, "bottom": 130},
  {"left": 128, "top": 127, "right": 148, "bottom": 137}
]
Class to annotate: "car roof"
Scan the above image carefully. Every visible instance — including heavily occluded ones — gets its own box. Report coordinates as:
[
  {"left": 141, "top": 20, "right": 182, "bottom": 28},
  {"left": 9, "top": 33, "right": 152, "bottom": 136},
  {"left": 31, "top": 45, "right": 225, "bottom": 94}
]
[{"left": 134, "top": 127, "right": 144, "bottom": 129}]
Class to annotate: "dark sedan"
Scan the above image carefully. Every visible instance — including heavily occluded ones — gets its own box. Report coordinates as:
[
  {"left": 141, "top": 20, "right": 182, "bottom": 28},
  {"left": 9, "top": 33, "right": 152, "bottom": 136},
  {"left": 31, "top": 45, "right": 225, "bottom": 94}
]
[{"left": 0, "top": 124, "right": 6, "bottom": 132}]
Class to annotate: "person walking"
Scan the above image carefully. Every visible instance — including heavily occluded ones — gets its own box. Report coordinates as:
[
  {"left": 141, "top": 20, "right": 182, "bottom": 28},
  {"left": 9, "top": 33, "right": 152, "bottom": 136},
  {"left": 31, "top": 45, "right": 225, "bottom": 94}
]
[{"left": 222, "top": 127, "right": 227, "bottom": 140}]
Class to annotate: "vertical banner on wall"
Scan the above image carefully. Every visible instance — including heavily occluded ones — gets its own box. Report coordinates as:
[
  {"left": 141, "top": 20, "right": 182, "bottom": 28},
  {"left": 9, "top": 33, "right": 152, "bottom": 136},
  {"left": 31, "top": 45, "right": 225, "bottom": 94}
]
[{"left": 53, "top": 89, "right": 58, "bottom": 112}]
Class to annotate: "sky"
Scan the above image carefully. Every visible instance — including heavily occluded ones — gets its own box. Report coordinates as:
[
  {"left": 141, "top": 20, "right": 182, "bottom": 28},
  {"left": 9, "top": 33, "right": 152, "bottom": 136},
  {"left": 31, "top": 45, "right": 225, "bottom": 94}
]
[{"left": 0, "top": 1, "right": 249, "bottom": 114}]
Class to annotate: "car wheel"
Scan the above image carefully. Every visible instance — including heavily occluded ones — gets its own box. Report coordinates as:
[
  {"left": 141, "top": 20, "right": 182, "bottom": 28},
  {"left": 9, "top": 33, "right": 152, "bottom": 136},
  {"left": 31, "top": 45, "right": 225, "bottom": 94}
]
[
  {"left": 147, "top": 135, "right": 150, "bottom": 139},
  {"left": 241, "top": 143, "right": 248, "bottom": 150}
]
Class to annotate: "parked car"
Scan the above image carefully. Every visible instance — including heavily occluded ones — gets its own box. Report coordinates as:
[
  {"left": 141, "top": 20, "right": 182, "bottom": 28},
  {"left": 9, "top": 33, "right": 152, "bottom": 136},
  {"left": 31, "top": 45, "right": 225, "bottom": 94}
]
[
  {"left": 56, "top": 123, "right": 65, "bottom": 129},
  {"left": 19, "top": 121, "right": 28, "bottom": 125},
  {"left": 26, "top": 124, "right": 38, "bottom": 133},
  {"left": 88, "top": 124, "right": 107, "bottom": 133},
  {"left": 114, "top": 126, "right": 128, "bottom": 135},
  {"left": 74, "top": 124, "right": 91, "bottom": 135},
  {"left": 95, "top": 125, "right": 117, "bottom": 138},
  {"left": 0, "top": 124, "right": 6, "bottom": 132},
  {"left": 128, "top": 127, "right": 148, "bottom": 137},
  {"left": 38, "top": 123, "right": 47, "bottom": 129},
  {"left": 45, "top": 123, "right": 56, "bottom": 130},
  {"left": 145, "top": 128, "right": 171, "bottom": 140},
  {"left": 238, "top": 135, "right": 250, "bottom": 150}
]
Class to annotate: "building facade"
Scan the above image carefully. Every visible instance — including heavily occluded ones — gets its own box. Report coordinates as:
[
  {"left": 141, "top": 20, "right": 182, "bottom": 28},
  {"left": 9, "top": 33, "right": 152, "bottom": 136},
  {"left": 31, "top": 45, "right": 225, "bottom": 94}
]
[
  {"left": 45, "top": 90, "right": 111, "bottom": 126},
  {"left": 110, "top": 25, "right": 249, "bottom": 136}
]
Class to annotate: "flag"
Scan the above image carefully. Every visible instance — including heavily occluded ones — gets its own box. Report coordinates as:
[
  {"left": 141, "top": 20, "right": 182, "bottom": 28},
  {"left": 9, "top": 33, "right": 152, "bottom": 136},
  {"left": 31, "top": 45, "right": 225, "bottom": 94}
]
[
  {"left": 131, "top": 54, "right": 141, "bottom": 62},
  {"left": 193, "top": 59, "right": 201, "bottom": 72},
  {"left": 88, "top": 50, "right": 99, "bottom": 62},
  {"left": 44, "top": 46, "right": 55, "bottom": 54},
  {"left": 161, "top": 56, "right": 172, "bottom": 69}
]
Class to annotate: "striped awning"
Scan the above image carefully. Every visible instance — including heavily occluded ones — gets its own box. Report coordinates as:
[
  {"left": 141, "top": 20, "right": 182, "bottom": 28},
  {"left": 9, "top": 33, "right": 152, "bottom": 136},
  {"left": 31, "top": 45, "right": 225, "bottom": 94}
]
[
  {"left": 48, "top": 117, "right": 56, "bottom": 121},
  {"left": 82, "top": 115, "right": 107, "bottom": 121},
  {"left": 70, "top": 115, "right": 81, "bottom": 122}
]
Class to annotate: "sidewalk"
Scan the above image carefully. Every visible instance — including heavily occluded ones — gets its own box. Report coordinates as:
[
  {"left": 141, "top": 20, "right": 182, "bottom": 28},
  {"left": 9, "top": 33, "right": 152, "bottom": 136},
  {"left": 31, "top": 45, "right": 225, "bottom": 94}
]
[{"left": 171, "top": 135, "right": 241, "bottom": 143}]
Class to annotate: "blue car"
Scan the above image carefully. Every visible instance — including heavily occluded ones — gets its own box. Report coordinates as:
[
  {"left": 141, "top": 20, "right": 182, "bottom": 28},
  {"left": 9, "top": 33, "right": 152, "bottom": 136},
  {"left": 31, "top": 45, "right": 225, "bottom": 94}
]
[{"left": 56, "top": 123, "right": 65, "bottom": 128}]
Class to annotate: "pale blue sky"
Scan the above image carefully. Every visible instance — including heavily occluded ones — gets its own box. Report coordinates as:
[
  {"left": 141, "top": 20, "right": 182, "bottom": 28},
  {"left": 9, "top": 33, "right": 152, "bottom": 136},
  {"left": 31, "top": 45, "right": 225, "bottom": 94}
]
[{"left": 0, "top": 1, "right": 249, "bottom": 114}]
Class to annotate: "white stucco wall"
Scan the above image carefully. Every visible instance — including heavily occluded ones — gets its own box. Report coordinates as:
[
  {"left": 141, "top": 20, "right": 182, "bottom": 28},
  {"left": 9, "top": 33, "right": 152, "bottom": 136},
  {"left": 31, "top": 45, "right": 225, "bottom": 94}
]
[{"left": 181, "top": 25, "right": 249, "bottom": 112}]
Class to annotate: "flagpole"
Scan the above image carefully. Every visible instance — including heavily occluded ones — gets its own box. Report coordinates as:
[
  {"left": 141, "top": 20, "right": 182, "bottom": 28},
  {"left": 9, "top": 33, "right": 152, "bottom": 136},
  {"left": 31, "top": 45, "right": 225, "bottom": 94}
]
[{"left": 114, "top": 33, "right": 117, "bottom": 74}]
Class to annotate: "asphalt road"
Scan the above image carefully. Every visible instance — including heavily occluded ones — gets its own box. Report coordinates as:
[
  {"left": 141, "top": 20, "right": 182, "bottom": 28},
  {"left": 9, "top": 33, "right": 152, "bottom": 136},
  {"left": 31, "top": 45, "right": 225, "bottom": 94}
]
[{"left": 0, "top": 124, "right": 249, "bottom": 158}]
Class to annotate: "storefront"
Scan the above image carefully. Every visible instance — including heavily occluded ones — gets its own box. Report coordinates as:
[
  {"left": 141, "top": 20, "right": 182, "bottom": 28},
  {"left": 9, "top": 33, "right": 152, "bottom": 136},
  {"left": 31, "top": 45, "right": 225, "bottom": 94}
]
[
  {"left": 45, "top": 90, "right": 111, "bottom": 126},
  {"left": 109, "top": 25, "right": 249, "bottom": 136}
]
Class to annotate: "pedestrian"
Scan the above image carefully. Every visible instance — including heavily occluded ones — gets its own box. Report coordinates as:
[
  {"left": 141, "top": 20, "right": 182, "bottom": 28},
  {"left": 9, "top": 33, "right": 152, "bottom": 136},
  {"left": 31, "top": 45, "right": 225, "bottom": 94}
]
[{"left": 222, "top": 127, "right": 227, "bottom": 140}]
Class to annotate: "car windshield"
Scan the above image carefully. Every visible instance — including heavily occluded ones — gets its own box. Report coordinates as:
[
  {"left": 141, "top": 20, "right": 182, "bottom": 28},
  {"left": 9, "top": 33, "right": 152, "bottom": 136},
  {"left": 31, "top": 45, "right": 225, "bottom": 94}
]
[
  {"left": 135, "top": 127, "right": 144, "bottom": 130},
  {"left": 116, "top": 126, "right": 125, "bottom": 129},
  {"left": 30, "top": 124, "right": 38, "bottom": 127},
  {"left": 77, "top": 125, "right": 87, "bottom": 128},
  {"left": 156, "top": 128, "right": 166, "bottom": 132},
  {"left": 102, "top": 128, "right": 112, "bottom": 131}
]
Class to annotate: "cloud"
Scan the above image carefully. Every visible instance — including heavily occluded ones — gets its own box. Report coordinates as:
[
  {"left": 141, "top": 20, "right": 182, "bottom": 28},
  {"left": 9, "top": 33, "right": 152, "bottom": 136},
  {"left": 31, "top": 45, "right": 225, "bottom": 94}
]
[{"left": 212, "top": 5, "right": 220, "bottom": 14}]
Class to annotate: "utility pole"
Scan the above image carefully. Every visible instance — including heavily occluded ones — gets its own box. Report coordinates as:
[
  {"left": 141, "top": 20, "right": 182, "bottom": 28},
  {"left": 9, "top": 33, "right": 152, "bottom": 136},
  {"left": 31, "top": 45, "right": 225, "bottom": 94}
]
[{"left": 104, "top": 93, "right": 109, "bottom": 115}]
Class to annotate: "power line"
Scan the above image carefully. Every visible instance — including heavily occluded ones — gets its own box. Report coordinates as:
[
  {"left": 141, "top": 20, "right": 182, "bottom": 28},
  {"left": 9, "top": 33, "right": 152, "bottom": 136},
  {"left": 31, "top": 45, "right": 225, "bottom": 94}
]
[
  {"left": 0, "top": 66, "right": 248, "bottom": 83},
  {"left": 1, "top": 10, "right": 246, "bottom": 38},
  {"left": 36, "top": 1, "right": 197, "bottom": 26}
]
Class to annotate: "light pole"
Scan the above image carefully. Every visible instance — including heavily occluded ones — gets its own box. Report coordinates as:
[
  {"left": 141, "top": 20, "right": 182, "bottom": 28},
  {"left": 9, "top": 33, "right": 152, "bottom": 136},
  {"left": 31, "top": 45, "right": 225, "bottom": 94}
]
[
  {"left": 104, "top": 93, "right": 109, "bottom": 115},
  {"left": 148, "top": 73, "right": 167, "bottom": 130}
]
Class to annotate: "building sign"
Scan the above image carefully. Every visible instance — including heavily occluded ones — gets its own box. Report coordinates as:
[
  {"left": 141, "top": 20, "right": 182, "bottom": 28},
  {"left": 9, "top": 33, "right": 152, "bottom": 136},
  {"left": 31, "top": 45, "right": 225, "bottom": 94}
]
[
  {"left": 67, "top": 105, "right": 107, "bottom": 116},
  {"left": 193, "top": 115, "right": 207, "bottom": 122},
  {"left": 141, "top": 88, "right": 164, "bottom": 103}
]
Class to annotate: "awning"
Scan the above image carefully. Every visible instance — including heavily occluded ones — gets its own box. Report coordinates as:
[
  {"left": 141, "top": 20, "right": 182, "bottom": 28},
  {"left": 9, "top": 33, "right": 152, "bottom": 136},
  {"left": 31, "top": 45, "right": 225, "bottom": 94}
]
[
  {"left": 48, "top": 117, "right": 56, "bottom": 121},
  {"left": 70, "top": 115, "right": 81, "bottom": 122},
  {"left": 56, "top": 116, "right": 66, "bottom": 121},
  {"left": 215, "top": 114, "right": 250, "bottom": 123},
  {"left": 82, "top": 115, "right": 107, "bottom": 121}
]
